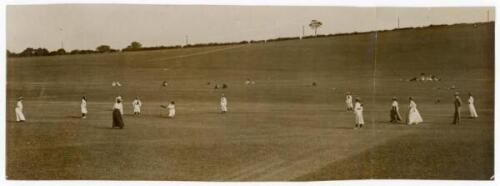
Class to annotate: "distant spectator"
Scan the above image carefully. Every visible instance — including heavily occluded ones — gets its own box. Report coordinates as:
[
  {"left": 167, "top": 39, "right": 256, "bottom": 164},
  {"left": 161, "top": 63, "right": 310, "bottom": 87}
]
[
  {"left": 81, "top": 96, "right": 88, "bottom": 119},
  {"left": 345, "top": 92, "right": 353, "bottom": 111},
  {"left": 15, "top": 96, "right": 25, "bottom": 122},
  {"left": 132, "top": 97, "right": 142, "bottom": 115},
  {"left": 419, "top": 73, "right": 426, "bottom": 81},
  {"left": 220, "top": 94, "right": 228, "bottom": 113},
  {"left": 468, "top": 92, "right": 478, "bottom": 118},
  {"left": 167, "top": 101, "right": 176, "bottom": 118}
]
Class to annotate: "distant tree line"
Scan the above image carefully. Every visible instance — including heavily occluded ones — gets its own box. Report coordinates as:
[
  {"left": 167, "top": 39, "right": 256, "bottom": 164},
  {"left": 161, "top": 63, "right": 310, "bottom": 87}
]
[{"left": 6, "top": 22, "right": 474, "bottom": 58}]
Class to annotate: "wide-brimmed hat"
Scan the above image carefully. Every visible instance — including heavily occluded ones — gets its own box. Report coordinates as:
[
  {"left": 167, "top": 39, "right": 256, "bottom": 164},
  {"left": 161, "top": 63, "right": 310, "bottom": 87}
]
[
  {"left": 392, "top": 97, "right": 397, "bottom": 100},
  {"left": 454, "top": 92, "right": 460, "bottom": 96},
  {"left": 18, "top": 96, "right": 24, "bottom": 100}
]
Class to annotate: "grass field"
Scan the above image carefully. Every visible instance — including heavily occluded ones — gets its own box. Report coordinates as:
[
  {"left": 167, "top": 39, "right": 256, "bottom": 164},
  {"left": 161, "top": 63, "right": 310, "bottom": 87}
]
[{"left": 6, "top": 22, "right": 494, "bottom": 180}]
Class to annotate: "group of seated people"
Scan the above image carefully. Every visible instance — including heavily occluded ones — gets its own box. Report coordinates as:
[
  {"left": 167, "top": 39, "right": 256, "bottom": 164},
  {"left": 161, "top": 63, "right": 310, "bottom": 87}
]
[{"left": 408, "top": 73, "right": 441, "bottom": 82}]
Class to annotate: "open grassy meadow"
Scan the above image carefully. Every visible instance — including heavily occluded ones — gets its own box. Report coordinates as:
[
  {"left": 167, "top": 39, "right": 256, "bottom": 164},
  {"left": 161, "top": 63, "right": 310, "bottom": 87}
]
[{"left": 6, "top": 23, "right": 494, "bottom": 180}]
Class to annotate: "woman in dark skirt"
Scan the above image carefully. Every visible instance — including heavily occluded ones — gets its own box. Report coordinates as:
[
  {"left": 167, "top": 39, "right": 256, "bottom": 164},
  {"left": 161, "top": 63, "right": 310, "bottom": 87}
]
[
  {"left": 112, "top": 99, "right": 124, "bottom": 129},
  {"left": 390, "top": 97, "right": 402, "bottom": 123}
]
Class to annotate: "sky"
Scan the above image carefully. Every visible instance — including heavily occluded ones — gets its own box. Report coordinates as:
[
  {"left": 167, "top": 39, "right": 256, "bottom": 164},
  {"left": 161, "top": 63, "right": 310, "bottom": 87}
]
[{"left": 6, "top": 5, "right": 495, "bottom": 53}]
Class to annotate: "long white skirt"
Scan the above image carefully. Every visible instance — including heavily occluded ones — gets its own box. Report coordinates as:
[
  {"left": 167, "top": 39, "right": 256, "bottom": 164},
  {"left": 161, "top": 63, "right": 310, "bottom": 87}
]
[
  {"left": 15, "top": 108, "right": 25, "bottom": 121},
  {"left": 221, "top": 104, "right": 228, "bottom": 112},
  {"left": 133, "top": 105, "right": 141, "bottom": 113},
  {"left": 408, "top": 108, "right": 423, "bottom": 125},
  {"left": 469, "top": 104, "right": 478, "bottom": 118},
  {"left": 346, "top": 102, "right": 353, "bottom": 109},
  {"left": 354, "top": 111, "right": 364, "bottom": 124},
  {"left": 168, "top": 109, "right": 175, "bottom": 117},
  {"left": 81, "top": 106, "right": 88, "bottom": 114}
]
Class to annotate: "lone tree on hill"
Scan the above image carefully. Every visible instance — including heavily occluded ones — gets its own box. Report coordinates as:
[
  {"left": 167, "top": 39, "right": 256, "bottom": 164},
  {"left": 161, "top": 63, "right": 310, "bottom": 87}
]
[
  {"left": 309, "top": 20, "right": 323, "bottom": 36},
  {"left": 124, "top": 41, "right": 142, "bottom": 51}
]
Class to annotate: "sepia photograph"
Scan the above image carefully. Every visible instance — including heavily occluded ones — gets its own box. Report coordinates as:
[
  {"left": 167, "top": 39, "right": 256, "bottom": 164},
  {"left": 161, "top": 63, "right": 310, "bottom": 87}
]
[{"left": 2, "top": 0, "right": 497, "bottom": 184}]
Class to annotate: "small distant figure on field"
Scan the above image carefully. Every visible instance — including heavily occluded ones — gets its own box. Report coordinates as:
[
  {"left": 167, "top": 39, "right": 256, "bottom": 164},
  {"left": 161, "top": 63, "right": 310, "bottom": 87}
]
[
  {"left": 162, "top": 81, "right": 168, "bottom": 87},
  {"left": 353, "top": 98, "right": 364, "bottom": 129},
  {"left": 112, "top": 81, "right": 122, "bottom": 87},
  {"left": 214, "top": 84, "right": 219, "bottom": 89},
  {"left": 468, "top": 92, "right": 478, "bottom": 118},
  {"left": 15, "top": 96, "right": 25, "bottom": 122},
  {"left": 407, "top": 97, "right": 423, "bottom": 125},
  {"left": 112, "top": 99, "right": 124, "bottom": 129},
  {"left": 419, "top": 73, "right": 426, "bottom": 81},
  {"left": 81, "top": 96, "right": 88, "bottom": 119},
  {"left": 435, "top": 98, "right": 441, "bottom": 104},
  {"left": 132, "top": 97, "right": 142, "bottom": 115},
  {"left": 167, "top": 101, "right": 176, "bottom": 118},
  {"left": 245, "top": 79, "right": 251, "bottom": 85},
  {"left": 453, "top": 92, "right": 462, "bottom": 124},
  {"left": 312, "top": 82, "right": 317, "bottom": 87},
  {"left": 220, "top": 94, "right": 228, "bottom": 114},
  {"left": 222, "top": 83, "right": 228, "bottom": 89},
  {"left": 345, "top": 92, "right": 353, "bottom": 111},
  {"left": 390, "top": 97, "right": 402, "bottom": 123},
  {"left": 207, "top": 81, "right": 211, "bottom": 85},
  {"left": 431, "top": 75, "right": 440, "bottom": 81}
]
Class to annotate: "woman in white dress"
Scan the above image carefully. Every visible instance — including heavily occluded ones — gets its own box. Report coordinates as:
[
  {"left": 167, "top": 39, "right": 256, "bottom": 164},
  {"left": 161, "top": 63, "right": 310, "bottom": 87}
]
[
  {"left": 167, "top": 101, "right": 176, "bottom": 118},
  {"left": 132, "top": 97, "right": 142, "bottom": 116},
  {"left": 407, "top": 97, "right": 423, "bottom": 125},
  {"left": 220, "top": 94, "right": 228, "bottom": 113},
  {"left": 345, "top": 92, "right": 353, "bottom": 111},
  {"left": 468, "top": 93, "right": 478, "bottom": 118},
  {"left": 81, "top": 96, "right": 88, "bottom": 119},
  {"left": 15, "top": 96, "right": 25, "bottom": 122},
  {"left": 354, "top": 98, "right": 364, "bottom": 128}
]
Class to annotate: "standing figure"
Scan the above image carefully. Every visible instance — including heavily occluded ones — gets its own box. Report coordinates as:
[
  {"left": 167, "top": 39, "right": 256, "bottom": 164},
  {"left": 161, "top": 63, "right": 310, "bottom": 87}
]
[
  {"left": 15, "top": 96, "right": 25, "bottom": 122},
  {"left": 453, "top": 92, "right": 462, "bottom": 124},
  {"left": 354, "top": 98, "right": 364, "bottom": 128},
  {"left": 220, "top": 94, "right": 228, "bottom": 113},
  {"left": 390, "top": 97, "right": 402, "bottom": 123},
  {"left": 167, "top": 101, "right": 176, "bottom": 118},
  {"left": 468, "top": 93, "right": 478, "bottom": 118},
  {"left": 407, "top": 97, "right": 423, "bottom": 125},
  {"left": 112, "top": 99, "right": 124, "bottom": 129},
  {"left": 81, "top": 96, "right": 88, "bottom": 119},
  {"left": 345, "top": 92, "right": 353, "bottom": 111},
  {"left": 132, "top": 97, "right": 142, "bottom": 115}
]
